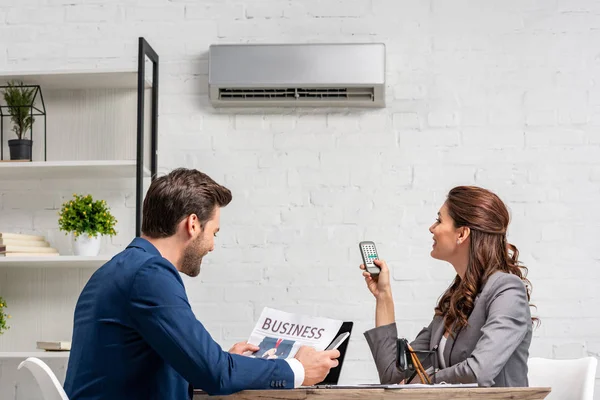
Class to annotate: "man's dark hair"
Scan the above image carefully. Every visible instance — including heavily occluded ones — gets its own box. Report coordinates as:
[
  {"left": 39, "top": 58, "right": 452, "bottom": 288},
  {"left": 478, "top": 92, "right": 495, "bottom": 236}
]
[{"left": 141, "top": 168, "right": 232, "bottom": 238}]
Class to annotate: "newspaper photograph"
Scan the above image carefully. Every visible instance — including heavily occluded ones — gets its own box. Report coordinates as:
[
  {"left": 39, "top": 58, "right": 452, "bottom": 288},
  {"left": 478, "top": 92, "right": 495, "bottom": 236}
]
[{"left": 246, "top": 307, "right": 344, "bottom": 360}]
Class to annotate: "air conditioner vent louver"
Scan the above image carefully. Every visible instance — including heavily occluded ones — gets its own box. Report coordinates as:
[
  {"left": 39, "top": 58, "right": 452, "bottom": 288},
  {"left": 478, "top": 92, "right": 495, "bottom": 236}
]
[{"left": 218, "top": 87, "right": 375, "bottom": 102}]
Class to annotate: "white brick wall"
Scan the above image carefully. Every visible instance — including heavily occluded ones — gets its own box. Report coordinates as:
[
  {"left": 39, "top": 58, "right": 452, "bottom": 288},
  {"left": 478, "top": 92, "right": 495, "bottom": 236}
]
[{"left": 1, "top": 0, "right": 600, "bottom": 398}]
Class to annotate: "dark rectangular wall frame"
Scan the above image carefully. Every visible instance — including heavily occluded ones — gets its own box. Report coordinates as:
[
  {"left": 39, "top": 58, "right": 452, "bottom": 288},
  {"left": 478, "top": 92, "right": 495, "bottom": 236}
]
[{"left": 136, "top": 37, "right": 159, "bottom": 237}]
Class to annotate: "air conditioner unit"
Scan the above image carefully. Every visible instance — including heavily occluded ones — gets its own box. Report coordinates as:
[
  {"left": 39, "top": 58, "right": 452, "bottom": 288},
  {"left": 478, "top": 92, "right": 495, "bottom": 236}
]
[{"left": 208, "top": 43, "right": 386, "bottom": 108}]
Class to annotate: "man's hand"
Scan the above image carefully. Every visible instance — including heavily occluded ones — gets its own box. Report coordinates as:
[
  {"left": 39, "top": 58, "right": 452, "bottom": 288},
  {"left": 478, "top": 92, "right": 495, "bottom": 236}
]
[
  {"left": 294, "top": 346, "right": 340, "bottom": 386},
  {"left": 228, "top": 341, "right": 259, "bottom": 356}
]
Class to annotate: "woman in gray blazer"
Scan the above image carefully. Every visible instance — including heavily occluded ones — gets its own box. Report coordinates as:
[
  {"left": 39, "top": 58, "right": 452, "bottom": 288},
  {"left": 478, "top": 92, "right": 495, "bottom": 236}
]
[{"left": 362, "top": 186, "right": 536, "bottom": 387}]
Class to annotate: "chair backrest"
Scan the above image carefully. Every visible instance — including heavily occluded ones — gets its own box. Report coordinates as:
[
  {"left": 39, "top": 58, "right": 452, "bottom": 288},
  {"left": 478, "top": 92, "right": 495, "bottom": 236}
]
[
  {"left": 17, "top": 357, "right": 69, "bottom": 400},
  {"left": 528, "top": 357, "right": 598, "bottom": 400}
]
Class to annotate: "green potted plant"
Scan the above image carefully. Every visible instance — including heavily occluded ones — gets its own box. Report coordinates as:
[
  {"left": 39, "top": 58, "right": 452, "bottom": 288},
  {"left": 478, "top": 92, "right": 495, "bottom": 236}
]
[
  {"left": 58, "top": 194, "right": 118, "bottom": 256},
  {"left": 1, "top": 81, "right": 36, "bottom": 160},
  {"left": 0, "top": 296, "right": 10, "bottom": 335}
]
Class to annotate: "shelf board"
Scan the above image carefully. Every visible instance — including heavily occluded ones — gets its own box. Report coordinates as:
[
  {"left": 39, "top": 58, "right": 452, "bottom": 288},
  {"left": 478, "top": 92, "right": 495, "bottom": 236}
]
[
  {"left": 0, "top": 160, "right": 151, "bottom": 180},
  {"left": 0, "top": 351, "right": 69, "bottom": 358},
  {"left": 0, "top": 68, "right": 152, "bottom": 90},
  {"left": 0, "top": 255, "right": 111, "bottom": 268}
]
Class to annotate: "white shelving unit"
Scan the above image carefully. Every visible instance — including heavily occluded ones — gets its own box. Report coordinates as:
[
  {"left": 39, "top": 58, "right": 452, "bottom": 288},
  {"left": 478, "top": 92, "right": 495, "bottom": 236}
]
[
  {"left": 0, "top": 38, "right": 160, "bottom": 355},
  {"left": 0, "top": 256, "right": 111, "bottom": 269},
  {"left": 0, "top": 67, "right": 154, "bottom": 164},
  {"left": 0, "top": 160, "right": 151, "bottom": 180},
  {"left": 0, "top": 351, "right": 69, "bottom": 359},
  {"left": 0, "top": 69, "right": 152, "bottom": 90}
]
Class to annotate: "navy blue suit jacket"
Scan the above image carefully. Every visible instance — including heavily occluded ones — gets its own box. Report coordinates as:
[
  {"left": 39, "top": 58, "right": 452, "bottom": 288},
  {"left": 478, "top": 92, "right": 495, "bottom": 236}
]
[{"left": 64, "top": 238, "right": 294, "bottom": 400}]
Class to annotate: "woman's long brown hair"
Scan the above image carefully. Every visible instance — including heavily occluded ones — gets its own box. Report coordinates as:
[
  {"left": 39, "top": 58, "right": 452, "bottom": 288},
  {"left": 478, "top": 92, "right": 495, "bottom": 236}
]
[{"left": 434, "top": 186, "right": 537, "bottom": 335}]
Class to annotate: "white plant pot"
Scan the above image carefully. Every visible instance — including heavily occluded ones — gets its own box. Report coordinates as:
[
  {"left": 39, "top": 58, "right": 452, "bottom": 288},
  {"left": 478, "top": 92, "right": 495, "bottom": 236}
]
[{"left": 72, "top": 234, "right": 101, "bottom": 256}]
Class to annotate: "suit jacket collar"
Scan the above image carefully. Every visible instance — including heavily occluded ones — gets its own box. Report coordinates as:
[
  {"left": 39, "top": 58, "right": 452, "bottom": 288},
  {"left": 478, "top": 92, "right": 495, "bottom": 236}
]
[{"left": 126, "top": 237, "right": 161, "bottom": 256}]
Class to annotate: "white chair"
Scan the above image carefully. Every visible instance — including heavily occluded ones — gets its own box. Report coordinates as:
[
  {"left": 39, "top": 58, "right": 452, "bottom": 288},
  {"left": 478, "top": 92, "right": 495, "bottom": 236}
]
[
  {"left": 17, "top": 357, "right": 69, "bottom": 400},
  {"left": 528, "top": 357, "right": 598, "bottom": 400}
]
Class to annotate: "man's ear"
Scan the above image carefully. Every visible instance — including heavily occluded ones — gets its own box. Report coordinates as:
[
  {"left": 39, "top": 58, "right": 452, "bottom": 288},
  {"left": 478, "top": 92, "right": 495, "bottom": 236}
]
[{"left": 186, "top": 214, "right": 201, "bottom": 238}]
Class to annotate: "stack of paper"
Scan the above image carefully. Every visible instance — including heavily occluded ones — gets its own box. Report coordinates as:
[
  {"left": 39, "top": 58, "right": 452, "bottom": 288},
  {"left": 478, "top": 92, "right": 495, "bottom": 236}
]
[
  {"left": 36, "top": 341, "right": 71, "bottom": 351},
  {"left": 312, "top": 383, "right": 478, "bottom": 389}
]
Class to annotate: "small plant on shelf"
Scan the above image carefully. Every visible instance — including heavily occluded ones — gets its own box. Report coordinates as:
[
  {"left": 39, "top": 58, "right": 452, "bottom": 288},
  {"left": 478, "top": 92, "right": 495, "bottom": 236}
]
[
  {"left": 58, "top": 194, "right": 118, "bottom": 256},
  {"left": 0, "top": 296, "right": 10, "bottom": 335},
  {"left": 1, "top": 81, "right": 37, "bottom": 160}
]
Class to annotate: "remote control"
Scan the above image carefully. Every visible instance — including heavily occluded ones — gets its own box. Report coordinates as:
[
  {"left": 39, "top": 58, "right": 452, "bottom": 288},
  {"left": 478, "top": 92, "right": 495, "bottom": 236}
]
[{"left": 359, "top": 241, "right": 380, "bottom": 276}]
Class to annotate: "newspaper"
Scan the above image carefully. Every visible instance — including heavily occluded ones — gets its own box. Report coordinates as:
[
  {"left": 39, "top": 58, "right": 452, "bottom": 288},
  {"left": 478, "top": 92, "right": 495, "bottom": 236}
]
[{"left": 246, "top": 307, "right": 344, "bottom": 360}]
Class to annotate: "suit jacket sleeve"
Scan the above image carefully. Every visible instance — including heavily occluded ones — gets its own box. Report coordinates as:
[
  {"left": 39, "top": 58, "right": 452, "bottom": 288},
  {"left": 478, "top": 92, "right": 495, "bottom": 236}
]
[
  {"left": 128, "top": 258, "right": 295, "bottom": 395},
  {"left": 434, "top": 274, "right": 531, "bottom": 386},
  {"left": 364, "top": 319, "right": 434, "bottom": 384}
]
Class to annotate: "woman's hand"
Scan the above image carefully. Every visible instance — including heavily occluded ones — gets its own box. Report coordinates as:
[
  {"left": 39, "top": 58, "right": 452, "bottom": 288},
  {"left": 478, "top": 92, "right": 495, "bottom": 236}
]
[
  {"left": 361, "top": 259, "right": 396, "bottom": 326},
  {"left": 360, "top": 259, "right": 392, "bottom": 299}
]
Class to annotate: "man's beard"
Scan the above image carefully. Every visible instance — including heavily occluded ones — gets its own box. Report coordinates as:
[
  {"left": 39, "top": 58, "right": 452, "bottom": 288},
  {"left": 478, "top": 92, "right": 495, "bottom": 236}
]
[{"left": 180, "top": 234, "right": 208, "bottom": 277}]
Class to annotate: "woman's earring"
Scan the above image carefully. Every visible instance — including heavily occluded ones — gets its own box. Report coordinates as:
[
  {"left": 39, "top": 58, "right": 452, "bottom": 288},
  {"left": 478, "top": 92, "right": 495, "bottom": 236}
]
[{"left": 457, "top": 240, "right": 460, "bottom": 244}]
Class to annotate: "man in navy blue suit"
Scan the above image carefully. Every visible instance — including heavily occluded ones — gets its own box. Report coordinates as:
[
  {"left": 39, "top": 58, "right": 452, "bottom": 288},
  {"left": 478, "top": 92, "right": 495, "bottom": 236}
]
[{"left": 63, "top": 168, "right": 340, "bottom": 400}]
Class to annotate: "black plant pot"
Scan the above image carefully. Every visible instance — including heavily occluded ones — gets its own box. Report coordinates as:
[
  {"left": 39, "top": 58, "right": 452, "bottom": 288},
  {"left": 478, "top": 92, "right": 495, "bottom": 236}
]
[{"left": 8, "top": 139, "right": 33, "bottom": 161}]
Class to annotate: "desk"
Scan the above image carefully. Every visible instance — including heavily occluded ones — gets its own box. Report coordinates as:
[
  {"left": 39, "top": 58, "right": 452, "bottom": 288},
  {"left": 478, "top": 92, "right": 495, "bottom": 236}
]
[{"left": 193, "top": 387, "right": 551, "bottom": 400}]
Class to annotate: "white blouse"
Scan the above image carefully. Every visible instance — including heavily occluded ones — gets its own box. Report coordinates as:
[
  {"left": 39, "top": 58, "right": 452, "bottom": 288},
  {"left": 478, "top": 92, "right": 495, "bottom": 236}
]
[{"left": 438, "top": 335, "right": 448, "bottom": 369}]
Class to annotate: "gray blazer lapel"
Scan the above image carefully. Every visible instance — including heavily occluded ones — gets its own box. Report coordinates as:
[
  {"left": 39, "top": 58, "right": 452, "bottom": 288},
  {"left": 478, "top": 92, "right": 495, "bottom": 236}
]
[
  {"left": 430, "top": 316, "right": 444, "bottom": 351},
  {"left": 443, "top": 293, "right": 482, "bottom": 367}
]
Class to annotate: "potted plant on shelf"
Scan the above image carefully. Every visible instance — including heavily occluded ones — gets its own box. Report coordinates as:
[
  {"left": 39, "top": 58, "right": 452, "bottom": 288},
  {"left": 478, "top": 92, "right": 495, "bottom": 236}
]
[
  {"left": 58, "top": 194, "right": 118, "bottom": 256},
  {"left": 0, "top": 296, "right": 10, "bottom": 335},
  {"left": 1, "top": 81, "right": 36, "bottom": 161}
]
